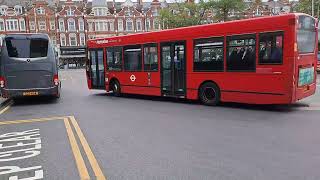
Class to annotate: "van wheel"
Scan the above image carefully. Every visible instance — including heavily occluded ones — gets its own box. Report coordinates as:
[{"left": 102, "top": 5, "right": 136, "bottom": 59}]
[
  {"left": 199, "top": 82, "right": 220, "bottom": 106},
  {"left": 111, "top": 80, "right": 121, "bottom": 97}
]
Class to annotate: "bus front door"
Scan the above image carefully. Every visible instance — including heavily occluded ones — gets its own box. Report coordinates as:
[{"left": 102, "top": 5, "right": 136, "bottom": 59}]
[
  {"left": 89, "top": 49, "right": 105, "bottom": 89},
  {"left": 160, "top": 42, "right": 186, "bottom": 97}
]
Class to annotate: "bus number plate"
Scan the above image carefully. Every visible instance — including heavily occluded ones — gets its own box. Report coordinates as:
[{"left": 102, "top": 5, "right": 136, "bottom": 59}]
[{"left": 23, "top": 92, "right": 39, "bottom": 96}]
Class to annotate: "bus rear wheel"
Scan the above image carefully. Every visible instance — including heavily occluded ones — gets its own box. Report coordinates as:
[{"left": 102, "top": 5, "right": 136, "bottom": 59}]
[
  {"left": 111, "top": 80, "right": 121, "bottom": 97},
  {"left": 199, "top": 82, "right": 220, "bottom": 106}
]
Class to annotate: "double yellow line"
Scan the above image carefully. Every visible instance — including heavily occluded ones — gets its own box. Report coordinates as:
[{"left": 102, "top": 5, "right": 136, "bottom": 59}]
[{"left": 0, "top": 116, "right": 106, "bottom": 180}]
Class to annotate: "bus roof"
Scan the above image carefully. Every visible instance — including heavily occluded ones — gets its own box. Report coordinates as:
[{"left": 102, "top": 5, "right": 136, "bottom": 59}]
[{"left": 88, "top": 13, "right": 313, "bottom": 47}]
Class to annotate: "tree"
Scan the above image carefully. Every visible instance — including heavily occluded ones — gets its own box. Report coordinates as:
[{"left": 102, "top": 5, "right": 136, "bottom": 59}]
[
  {"left": 295, "top": 0, "right": 320, "bottom": 17},
  {"left": 210, "top": 0, "right": 245, "bottom": 22},
  {"left": 159, "top": 0, "right": 246, "bottom": 29},
  {"left": 160, "top": 2, "right": 205, "bottom": 29}
]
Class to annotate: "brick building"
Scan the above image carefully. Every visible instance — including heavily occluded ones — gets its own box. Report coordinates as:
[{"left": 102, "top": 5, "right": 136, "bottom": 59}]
[
  {"left": 56, "top": 0, "right": 87, "bottom": 67},
  {"left": 26, "top": 1, "right": 57, "bottom": 46},
  {"left": 0, "top": 0, "right": 297, "bottom": 68},
  {"left": 0, "top": 3, "right": 27, "bottom": 34}
]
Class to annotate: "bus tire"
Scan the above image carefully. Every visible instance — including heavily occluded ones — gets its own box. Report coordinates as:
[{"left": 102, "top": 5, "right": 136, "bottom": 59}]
[
  {"left": 199, "top": 82, "right": 220, "bottom": 106},
  {"left": 111, "top": 80, "right": 121, "bottom": 97}
]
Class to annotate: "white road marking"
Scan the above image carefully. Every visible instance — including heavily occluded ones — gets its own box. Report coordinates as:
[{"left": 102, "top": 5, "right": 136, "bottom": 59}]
[{"left": 0, "top": 129, "right": 43, "bottom": 178}]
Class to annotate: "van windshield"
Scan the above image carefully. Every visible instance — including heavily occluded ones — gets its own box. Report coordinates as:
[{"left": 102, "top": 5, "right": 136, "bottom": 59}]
[{"left": 5, "top": 37, "right": 48, "bottom": 58}]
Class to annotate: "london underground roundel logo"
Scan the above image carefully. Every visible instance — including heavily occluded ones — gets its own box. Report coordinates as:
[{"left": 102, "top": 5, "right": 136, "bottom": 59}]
[{"left": 130, "top": 75, "right": 136, "bottom": 82}]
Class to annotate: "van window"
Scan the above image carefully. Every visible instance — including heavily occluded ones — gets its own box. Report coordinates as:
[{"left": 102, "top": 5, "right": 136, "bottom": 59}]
[{"left": 5, "top": 37, "right": 48, "bottom": 58}]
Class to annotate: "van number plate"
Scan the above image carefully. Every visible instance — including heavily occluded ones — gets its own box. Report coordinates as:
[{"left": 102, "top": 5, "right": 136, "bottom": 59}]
[{"left": 23, "top": 92, "right": 39, "bottom": 96}]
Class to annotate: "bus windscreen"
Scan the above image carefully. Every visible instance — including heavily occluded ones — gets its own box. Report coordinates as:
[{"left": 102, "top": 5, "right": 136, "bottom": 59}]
[
  {"left": 5, "top": 37, "right": 48, "bottom": 58},
  {"left": 297, "top": 16, "right": 316, "bottom": 54}
]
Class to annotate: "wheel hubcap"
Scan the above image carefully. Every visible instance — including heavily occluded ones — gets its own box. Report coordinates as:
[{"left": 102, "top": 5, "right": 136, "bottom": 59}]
[{"left": 204, "top": 87, "right": 216, "bottom": 101}]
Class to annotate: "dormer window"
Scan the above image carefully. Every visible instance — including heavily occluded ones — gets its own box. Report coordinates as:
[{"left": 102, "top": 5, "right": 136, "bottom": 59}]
[
  {"left": 37, "top": 7, "right": 45, "bottom": 15},
  {"left": 152, "top": 9, "right": 158, "bottom": 16},
  {"left": 94, "top": 8, "right": 106, "bottom": 16},
  {"left": 0, "top": 6, "right": 8, "bottom": 16},
  {"left": 14, "top": 6, "right": 23, "bottom": 15},
  {"left": 125, "top": 9, "right": 132, "bottom": 16},
  {"left": 67, "top": 8, "right": 74, "bottom": 16}
]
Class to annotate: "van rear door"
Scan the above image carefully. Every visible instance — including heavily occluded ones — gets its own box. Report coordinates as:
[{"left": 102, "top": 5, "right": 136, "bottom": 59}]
[{"left": 4, "top": 35, "right": 54, "bottom": 89}]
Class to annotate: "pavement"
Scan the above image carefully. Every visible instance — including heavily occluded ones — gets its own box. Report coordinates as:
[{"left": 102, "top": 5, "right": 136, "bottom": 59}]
[{"left": 0, "top": 69, "right": 320, "bottom": 180}]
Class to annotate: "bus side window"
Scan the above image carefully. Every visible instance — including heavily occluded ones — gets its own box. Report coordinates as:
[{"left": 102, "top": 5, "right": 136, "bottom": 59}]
[
  {"left": 143, "top": 44, "right": 158, "bottom": 71},
  {"left": 107, "top": 47, "right": 122, "bottom": 71},
  {"left": 259, "top": 32, "right": 283, "bottom": 64},
  {"left": 193, "top": 37, "right": 224, "bottom": 72},
  {"left": 227, "top": 35, "right": 256, "bottom": 72},
  {"left": 124, "top": 45, "right": 142, "bottom": 72}
]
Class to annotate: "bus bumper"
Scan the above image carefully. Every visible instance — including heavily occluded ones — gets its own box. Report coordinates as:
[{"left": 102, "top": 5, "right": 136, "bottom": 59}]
[
  {"left": 0, "top": 86, "right": 59, "bottom": 98},
  {"left": 295, "top": 83, "right": 316, "bottom": 102}
]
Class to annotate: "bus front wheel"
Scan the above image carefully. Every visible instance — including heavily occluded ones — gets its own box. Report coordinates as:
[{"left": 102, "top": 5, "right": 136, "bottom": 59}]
[
  {"left": 199, "top": 82, "right": 220, "bottom": 106},
  {"left": 111, "top": 80, "right": 121, "bottom": 97}
]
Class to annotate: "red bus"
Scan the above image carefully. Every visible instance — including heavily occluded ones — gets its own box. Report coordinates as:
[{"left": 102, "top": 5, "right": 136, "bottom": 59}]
[{"left": 86, "top": 13, "right": 317, "bottom": 105}]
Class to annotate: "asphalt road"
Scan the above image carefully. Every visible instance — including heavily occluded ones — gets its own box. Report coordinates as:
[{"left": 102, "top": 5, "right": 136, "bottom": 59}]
[{"left": 0, "top": 69, "right": 320, "bottom": 180}]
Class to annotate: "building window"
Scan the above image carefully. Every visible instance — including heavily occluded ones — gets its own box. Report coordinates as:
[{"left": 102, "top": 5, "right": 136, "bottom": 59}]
[
  {"left": 68, "top": 19, "right": 76, "bottom": 31},
  {"left": 38, "top": 21, "right": 46, "bottom": 31},
  {"left": 6, "top": 19, "right": 19, "bottom": 31},
  {"left": 0, "top": 19, "right": 5, "bottom": 31},
  {"left": 259, "top": 32, "right": 283, "bottom": 64},
  {"left": 125, "top": 9, "right": 132, "bottom": 16},
  {"left": 78, "top": 18, "right": 84, "bottom": 31},
  {"left": 109, "top": 21, "right": 114, "bottom": 31},
  {"left": 126, "top": 19, "right": 133, "bottom": 32},
  {"left": 124, "top": 45, "right": 142, "bottom": 71},
  {"left": 107, "top": 47, "right": 122, "bottom": 71},
  {"left": 227, "top": 34, "right": 256, "bottom": 71},
  {"left": 37, "top": 7, "right": 45, "bottom": 15},
  {"left": 88, "top": 22, "right": 93, "bottom": 32},
  {"left": 14, "top": 6, "right": 23, "bottom": 15},
  {"left": 95, "top": 21, "right": 109, "bottom": 31},
  {"left": 59, "top": 19, "right": 65, "bottom": 32},
  {"left": 60, "top": 34, "right": 66, "bottom": 46},
  {"left": 153, "top": 19, "right": 159, "bottom": 30},
  {"left": 118, "top": 19, "right": 123, "bottom": 31},
  {"left": 152, "top": 9, "right": 158, "bottom": 16},
  {"left": 69, "top": 33, "right": 77, "bottom": 46},
  {"left": 145, "top": 18, "right": 150, "bottom": 31},
  {"left": 51, "top": 36, "right": 56, "bottom": 46},
  {"left": 144, "top": 44, "right": 158, "bottom": 71},
  {"left": 136, "top": 20, "right": 142, "bottom": 31},
  {"left": 29, "top": 21, "right": 35, "bottom": 30},
  {"left": 19, "top": 19, "right": 25, "bottom": 31},
  {"left": 0, "top": 6, "right": 8, "bottom": 16},
  {"left": 194, "top": 37, "right": 224, "bottom": 71},
  {"left": 50, "top": 21, "right": 55, "bottom": 30},
  {"left": 67, "top": 8, "right": 74, "bottom": 16},
  {"left": 94, "top": 8, "right": 106, "bottom": 16},
  {"left": 80, "top": 34, "right": 85, "bottom": 46}
]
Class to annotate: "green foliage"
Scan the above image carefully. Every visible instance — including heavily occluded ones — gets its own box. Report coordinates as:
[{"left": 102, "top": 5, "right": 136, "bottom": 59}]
[
  {"left": 160, "top": 0, "right": 245, "bottom": 29},
  {"left": 210, "top": 0, "right": 245, "bottom": 22},
  {"left": 160, "top": 2, "right": 203, "bottom": 29},
  {"left": 295, "top": 0, "right": 320, "bottom": 17}
]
